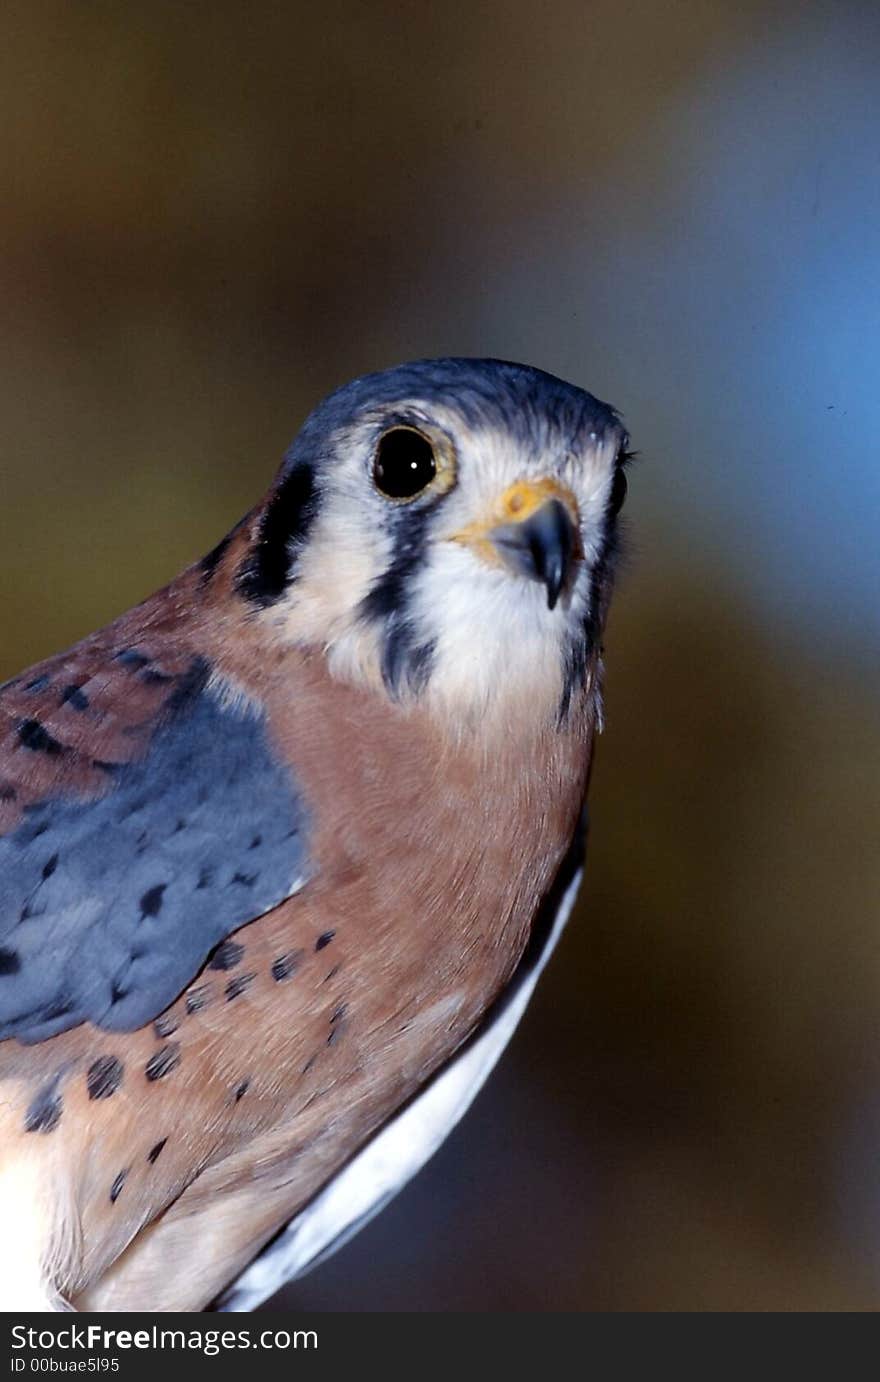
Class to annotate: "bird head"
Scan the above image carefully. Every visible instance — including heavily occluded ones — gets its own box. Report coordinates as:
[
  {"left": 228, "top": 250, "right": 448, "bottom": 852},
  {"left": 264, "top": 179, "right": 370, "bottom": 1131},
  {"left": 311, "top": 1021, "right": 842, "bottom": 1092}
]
[{"left": 233, "top": 359, "right": 629, "bottom": 732}]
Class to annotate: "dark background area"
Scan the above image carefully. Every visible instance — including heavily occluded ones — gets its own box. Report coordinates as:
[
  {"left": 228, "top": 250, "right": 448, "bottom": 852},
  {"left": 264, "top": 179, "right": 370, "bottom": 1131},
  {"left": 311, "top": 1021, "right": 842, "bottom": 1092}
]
[{"left": 1, "top": 2, "right": 877, "bottom": 1310}]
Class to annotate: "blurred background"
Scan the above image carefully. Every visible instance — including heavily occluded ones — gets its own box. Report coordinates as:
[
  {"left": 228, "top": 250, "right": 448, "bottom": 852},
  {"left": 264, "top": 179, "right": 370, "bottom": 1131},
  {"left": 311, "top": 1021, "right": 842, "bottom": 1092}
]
[{"left": 1, "top": 0, "right": 878, "bottom": 1310}]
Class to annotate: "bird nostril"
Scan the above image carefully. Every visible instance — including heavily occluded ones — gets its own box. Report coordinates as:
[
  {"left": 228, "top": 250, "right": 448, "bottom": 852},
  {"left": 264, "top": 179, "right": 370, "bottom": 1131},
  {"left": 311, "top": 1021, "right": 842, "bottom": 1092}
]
[{"left": 497, "top": 478, "right": 579, "bottom": 529}]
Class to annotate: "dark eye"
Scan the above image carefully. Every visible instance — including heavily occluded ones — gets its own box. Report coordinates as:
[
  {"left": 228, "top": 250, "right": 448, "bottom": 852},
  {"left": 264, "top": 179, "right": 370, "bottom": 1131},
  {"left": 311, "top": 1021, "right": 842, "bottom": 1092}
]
[{"left": 373, "top": 428, "right": 437, "bottom": 500}]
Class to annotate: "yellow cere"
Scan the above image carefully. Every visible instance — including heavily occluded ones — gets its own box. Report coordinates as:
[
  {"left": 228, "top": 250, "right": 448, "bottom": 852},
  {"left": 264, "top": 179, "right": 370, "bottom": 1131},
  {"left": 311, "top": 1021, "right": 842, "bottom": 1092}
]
[{"left": 451, "top": 477, "right": 581, "bottom": 563}]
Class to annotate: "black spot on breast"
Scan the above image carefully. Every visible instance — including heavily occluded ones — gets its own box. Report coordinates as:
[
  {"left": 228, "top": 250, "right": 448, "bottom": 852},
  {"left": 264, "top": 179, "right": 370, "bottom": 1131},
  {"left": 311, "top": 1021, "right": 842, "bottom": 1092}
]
[
  {"left": 196, "top": 866, "right": 214, "bottom": 890},
  {"left": 0, "top": 947, "right": 21, "bottom": 975},
  {"left": 236, "top": 460, "right": 318, "bottom": 606},
  {"left": 17, "top": 719, "right": 64, "bottom": 755},
  {"left": 249, "top": 835, "right": 262, "bottom": 849},
  {"left": 141, "top": 668, "right": 173, "bottom": 686},
  {"left": 271, "top": 950, "right": 302, "bottom": 982},
  {"left": 185, "top": 984, "right": 212, "bottom": 1014},
  {"left": 153, "top": 1014, "right": 179, "bottom": 1038},
  {"left": 147, "top": 1138, "right": 167, "bottom": 1164},
  {"left": 330, "top": 1004, "right": 347, "bottom": 1024},
  {"left": 209, "top": 940, "right": 244, "bottom": 971},
  {"left": 0, "top": 783, "right": 17, "bottom": 802},
  {"left": 115, "top": 649, "right": 151, "bottom": 671},
  {"left": 315, "top": 931, "right": 335, "bottom": 951},
  {"left": 87, "top": 1055, "right": 124, "bottom": 1100},
  {"left": 234, "top": 1078, "right": 250, "bottom": 1102},
  {"left": 225, "top": 972, "right": 256, "bottom": 1001},
  {"left": 110, "top": 1169, "right": 128, "bottom": 1203},
  {"left": 42, "top": 853, "right": 59, "bottom": 880},
  {"left": 140, "top": 884, "right": 167, "bottom": 918},
  {"left": 25, "top": 1082, "right": 62, "bottom": 1133},
  {"left": 61, "top": 684, "right": 89, "bottom": 711},
  {"left": 145, "top": 1043, "right": 181, "bottom": 1081},
  {"left": 25, "top": 675, "right": 51, "bottom": 692}
]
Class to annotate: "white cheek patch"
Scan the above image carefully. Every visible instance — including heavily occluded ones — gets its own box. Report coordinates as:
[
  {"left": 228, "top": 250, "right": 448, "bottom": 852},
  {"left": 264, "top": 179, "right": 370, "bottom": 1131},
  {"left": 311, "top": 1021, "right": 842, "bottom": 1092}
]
[
  {"left": 266, "top": 417, "right": 619, "bottom": 728},
  {"left": 402, "top": 431, "right": 615, "bottom": 730},
  {"left": 272, "top": 503, "right": 392, "bottom": 654},
  {"left": 409, "top": 542, "right": 589, "bottom": 730}
]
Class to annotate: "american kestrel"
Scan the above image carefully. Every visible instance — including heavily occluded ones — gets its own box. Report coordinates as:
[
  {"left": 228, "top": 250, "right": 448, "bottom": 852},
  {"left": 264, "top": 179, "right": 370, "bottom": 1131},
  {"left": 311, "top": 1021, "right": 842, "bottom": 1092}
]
[{"left": 0, "top": 359, "right": 629, "bottom": 1311}]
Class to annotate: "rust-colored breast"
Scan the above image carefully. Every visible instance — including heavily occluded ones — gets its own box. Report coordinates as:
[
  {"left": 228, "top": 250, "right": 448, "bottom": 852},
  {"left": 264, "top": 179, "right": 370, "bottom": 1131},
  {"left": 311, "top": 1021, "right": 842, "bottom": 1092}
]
[{"left": 0, "top": 567, "right": 596, "bottom": 1310}]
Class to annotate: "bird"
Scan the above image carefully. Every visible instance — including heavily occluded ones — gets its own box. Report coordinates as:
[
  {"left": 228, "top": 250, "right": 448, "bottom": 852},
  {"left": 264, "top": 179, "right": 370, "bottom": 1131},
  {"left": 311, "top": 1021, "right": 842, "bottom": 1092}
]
[{"left": 0, "top": 357, "right": 629, "bottom": 1312}]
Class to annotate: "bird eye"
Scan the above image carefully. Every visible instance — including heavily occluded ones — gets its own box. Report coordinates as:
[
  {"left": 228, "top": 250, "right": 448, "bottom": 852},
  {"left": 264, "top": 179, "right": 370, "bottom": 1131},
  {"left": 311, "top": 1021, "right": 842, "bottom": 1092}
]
[{"left": 373, "top": 428, "right": 437, "bottom": 500}]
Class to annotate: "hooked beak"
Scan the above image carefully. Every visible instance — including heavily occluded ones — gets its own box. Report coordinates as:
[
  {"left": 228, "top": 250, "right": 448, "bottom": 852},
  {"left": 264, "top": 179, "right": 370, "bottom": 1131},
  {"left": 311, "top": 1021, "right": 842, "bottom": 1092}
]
[
  {"left": 489, "top": 497, "right": 577, "bottom": 610},
  {"left": 451, "top": 479, "right": 581, "bottom": 610}
]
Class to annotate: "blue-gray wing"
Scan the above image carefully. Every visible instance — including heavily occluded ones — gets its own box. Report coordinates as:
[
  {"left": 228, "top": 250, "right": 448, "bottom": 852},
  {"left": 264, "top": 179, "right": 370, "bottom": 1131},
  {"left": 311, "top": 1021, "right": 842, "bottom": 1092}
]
[{"left": 0, "top": 654, "right": 309, "bottom": 1043}]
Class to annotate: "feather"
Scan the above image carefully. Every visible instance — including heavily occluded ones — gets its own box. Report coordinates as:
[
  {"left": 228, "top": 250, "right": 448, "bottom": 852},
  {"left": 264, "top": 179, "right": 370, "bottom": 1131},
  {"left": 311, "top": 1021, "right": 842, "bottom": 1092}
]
[{"left": 216, "top": 820, "right": 585, "bottom": 1312}]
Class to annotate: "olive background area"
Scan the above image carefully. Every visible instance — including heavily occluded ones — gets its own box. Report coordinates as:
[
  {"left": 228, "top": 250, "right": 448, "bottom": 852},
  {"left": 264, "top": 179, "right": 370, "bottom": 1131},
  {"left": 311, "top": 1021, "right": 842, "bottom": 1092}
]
[{"left": 1, "top": 2, "right": 878, "bottom": 1310}]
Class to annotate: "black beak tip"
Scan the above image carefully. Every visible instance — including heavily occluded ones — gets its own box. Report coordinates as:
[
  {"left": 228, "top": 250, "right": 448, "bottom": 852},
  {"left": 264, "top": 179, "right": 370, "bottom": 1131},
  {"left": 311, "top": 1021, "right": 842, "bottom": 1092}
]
[
  {"left": 543, "top": 557, "right": 564, "bottom": 610},
  {"left": 492, "top": 497, "right": 576, "bottom": 607}
]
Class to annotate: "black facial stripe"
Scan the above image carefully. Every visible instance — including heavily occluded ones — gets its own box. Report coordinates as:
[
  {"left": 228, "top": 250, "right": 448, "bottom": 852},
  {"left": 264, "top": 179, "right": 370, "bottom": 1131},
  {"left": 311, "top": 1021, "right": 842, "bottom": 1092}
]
[
  {"left": 236, "top": 461, "right": 318, "bottom": 606},
  {"left": 558, "top": 438, "right": 631, "bottom": 721},
  {"left": 359, "top": 501, "right": 437, "bottom": 698},
  {"left": 382, "top": 630, "right": 434, "bottom": 697}
]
